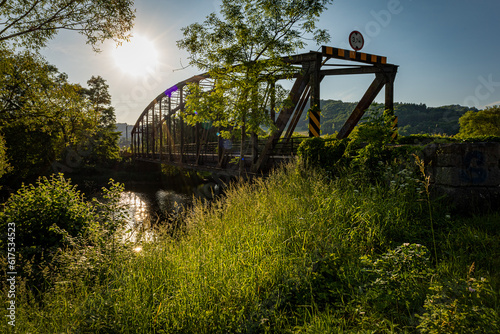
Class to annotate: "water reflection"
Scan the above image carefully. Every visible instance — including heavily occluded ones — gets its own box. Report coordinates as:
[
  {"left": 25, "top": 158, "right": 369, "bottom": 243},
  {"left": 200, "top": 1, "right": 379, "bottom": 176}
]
[
  {"left": 120, "top": 191, "right": 153, "bottom": 242},
  {"left": 117, "top": 172, "right": 235, "bottom": 243},
  {"left": 119, "top": 188, "right": 190, "bottom": 242}
]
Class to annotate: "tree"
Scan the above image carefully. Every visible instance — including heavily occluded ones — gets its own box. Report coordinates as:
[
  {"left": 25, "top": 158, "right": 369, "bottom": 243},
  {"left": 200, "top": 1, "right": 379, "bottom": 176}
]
[
  {"left": 0, "top": 132, "right": 11, "bottom": 180},
  {"left": 0, "top": 49, "right": 95, "bottom": 179},
  {"left": 177, "top": 0, "right": 332, "bottom": 173},
  {"left": 457, "top": 106, "right": 500, "bottom": 138},
  {"left": 0, "top": 0, "right": 135, "bottom": 51},
  {"left": 81, "top": 76, "right": 120, "bottom": 165}
]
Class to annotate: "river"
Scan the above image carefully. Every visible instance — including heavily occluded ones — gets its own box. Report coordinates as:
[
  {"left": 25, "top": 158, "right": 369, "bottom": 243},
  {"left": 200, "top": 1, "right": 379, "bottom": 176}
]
[{"left": 118, "top": 173, "right": 231, "bottom": 242}]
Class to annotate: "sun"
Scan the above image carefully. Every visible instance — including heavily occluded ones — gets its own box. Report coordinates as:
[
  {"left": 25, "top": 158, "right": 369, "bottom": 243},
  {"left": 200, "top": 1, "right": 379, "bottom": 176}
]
[{"left": 112, "top": 34, "right": 158, "bottom": 76}]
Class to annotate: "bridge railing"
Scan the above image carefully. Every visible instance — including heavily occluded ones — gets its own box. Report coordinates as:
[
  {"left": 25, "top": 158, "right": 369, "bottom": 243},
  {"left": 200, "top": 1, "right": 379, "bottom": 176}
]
[{"left": 133, "top": 135, "right": 309, "bottom": 172}]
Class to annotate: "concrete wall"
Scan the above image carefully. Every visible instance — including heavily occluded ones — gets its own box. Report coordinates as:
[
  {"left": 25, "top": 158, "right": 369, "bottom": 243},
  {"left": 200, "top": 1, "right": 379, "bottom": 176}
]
[{"left": 421, "top": 142, "right": 500, "bottom": 213}]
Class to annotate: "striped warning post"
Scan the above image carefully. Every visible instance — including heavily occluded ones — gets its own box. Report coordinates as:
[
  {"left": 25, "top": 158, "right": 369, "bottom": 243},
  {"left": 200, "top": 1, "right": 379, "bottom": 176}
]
[
  {"left": 391, "top": 116, "right": 398, "bottom": 140},
  {"left": 322, "top": 46, "right": 387, "bottom": 65},
  {"left": 309, "top": 110, "right": 321, "bottom": 137}
]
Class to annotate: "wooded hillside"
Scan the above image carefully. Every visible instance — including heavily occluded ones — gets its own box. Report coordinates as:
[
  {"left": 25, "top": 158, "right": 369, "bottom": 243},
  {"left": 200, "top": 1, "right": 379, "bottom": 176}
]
[{"left": 294, "top": 100, "right": 479, "bottom": 136}]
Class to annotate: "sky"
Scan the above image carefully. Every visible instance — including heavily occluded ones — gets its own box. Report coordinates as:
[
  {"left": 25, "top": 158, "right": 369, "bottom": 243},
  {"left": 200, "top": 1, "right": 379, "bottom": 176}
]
[{"left": 39, "top": 0, "right": 500, "bottom": 125}]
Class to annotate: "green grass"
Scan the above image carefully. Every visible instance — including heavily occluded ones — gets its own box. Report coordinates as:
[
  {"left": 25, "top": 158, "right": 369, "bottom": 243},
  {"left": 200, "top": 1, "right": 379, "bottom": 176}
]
[{"left": 2, "top": 162, "right": 499, "bottom": 333}]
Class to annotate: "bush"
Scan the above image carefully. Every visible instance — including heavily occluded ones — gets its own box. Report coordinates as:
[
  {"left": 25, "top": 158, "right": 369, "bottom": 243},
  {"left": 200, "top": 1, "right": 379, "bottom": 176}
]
[
  {"left": 359, "top": 243, "right": 433, "bottom": 319},
  {"left": 0, "top": 174, "right": 96, "bottom": 259},
  {"left": 417, "top": 276, "right": 499, "bottom": 333},
  {"left": 0, "top": 132, "right": 11, "bottom": 180},
  {"left": 297, "top": 136, "right": 349, "bottom": 172}
]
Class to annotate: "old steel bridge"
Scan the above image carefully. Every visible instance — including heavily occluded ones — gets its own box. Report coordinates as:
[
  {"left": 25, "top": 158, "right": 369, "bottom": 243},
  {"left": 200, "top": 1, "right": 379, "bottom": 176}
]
[{"left": 131, "top": 46, "right": 398, "bottom": 176}]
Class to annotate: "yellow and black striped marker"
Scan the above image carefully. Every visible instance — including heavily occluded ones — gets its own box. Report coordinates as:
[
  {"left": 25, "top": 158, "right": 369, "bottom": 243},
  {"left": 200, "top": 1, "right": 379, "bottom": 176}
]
[
  {"left": 322, "top": 46, "right": 387, "bottom": 65},
  {"left": 309, "top": 110, "right": 321, "bottom": 137},
  {"left": 391, "top": 116, "right": 398, "bottom": 140}
]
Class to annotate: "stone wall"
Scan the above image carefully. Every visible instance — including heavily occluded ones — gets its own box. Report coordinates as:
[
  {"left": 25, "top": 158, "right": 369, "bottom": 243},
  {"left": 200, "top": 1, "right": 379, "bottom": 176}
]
[{"left": 421, "top": 142, "right": 500, "bottom": 213}]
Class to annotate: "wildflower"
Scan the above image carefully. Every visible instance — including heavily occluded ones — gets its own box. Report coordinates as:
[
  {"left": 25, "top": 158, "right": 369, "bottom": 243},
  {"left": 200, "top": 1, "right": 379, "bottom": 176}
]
[{"left": 468, "top": 287, "right": 476, "bottom": 293}]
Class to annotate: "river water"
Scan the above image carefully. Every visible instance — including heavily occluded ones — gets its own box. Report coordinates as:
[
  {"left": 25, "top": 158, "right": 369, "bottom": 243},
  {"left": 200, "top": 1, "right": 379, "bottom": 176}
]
[{"left": 118, "top": 175, "right": 230, "bottom": 242}]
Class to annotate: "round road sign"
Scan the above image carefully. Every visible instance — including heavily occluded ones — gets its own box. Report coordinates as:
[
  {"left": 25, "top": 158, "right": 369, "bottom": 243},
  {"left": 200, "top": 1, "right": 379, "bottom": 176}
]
[{"left": 349, "top": 31, "right": 364, "bottom": 51}]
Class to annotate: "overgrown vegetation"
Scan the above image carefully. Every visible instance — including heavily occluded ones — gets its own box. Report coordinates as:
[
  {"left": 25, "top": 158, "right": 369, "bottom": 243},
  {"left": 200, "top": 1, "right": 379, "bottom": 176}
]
[
  {"left": 1, "top": 156, "right": 498, "bottom": 332},
  {"left": 0, "top": 49, "right": 121, "bottom": 184},
  {"left": 457, "top": 105, "right": 500, "bottom": 138},
  {"left": 0, "top": 133, "right": 11, "bottom": 180}
]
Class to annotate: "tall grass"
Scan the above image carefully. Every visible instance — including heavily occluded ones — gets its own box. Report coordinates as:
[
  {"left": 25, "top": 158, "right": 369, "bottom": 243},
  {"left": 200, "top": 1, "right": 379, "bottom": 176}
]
[{"left": 2, "top": 162, "right": 498, "bottom": 333}]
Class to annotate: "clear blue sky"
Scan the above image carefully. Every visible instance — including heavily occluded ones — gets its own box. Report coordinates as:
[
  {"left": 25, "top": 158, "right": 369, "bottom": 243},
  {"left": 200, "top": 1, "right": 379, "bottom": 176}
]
[{"left": 40, "top": 0, "right": 500, "bottom": 124}]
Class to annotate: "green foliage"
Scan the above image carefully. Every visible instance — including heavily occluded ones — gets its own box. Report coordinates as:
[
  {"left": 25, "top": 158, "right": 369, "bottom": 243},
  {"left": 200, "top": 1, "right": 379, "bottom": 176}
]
[
  {"left": 298, "top": 109, "right": 401, "bottom": 181},
  {"left": 295, "top": 101, "right": 475, "bottom": 136},
  {"left": 80, "top": 76, "right": 121, "bottom": 165},
  {"left": 0, "top": 0, "right": 135, "bottom": 51},
  {"left": 344, "top": 110, "right": 397, "bottom": 180},
  {"left": 297, "top": 136, "right": 349, "bottom": 172},
  {"left": 0, "top": 132, "right": 11, "bottom": 179},
  {"left": 349, "top": 108, "right": 396, "bottom": 144},
  {"left": 360, "top": 244, "right": 433, "bottom": 319},
  {"left": 458, "top": 135, "right": 500, "bottom": 143},
  {"left": 0, "top": 50, "right": 91, "bottom": 178},
  {"left": 2, "top": 163, "right": 499, "bottom": 333},
  {"left": 397, "top": 133, "right": 455, "bottom": 145},
  {"left": 417, "top": 276, "right": 499, "bottom": 333},
  {"left": 177, "top": 0, "right": 333, "bottom": 170},
  {"left": 91, "top": 179, "right": 127, "bottom": 238},
  {"left": 0, "top": 51, "right": 120, "bottom": 180},
  {"left": 457, "top": 106, "right": 500, "bottom": 138},
  {"left": 0, "top": 174, "right": 96, "bottom": 259},
  {"left": 0, "top": 175, "right": 128, "bottom": 301}
]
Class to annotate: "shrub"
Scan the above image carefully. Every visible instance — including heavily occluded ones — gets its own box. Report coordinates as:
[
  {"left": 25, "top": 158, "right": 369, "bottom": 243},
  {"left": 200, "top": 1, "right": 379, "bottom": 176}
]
[
  {"left": 297, "top": 136, "right": 349, "bottom": 173},
  {"left": 0, "top": 174, "right": 96, "bottom": 259},
  {"left": 417, "top": 276, "right": 499, "bottom": 333},
  {"left": 0, "top": 132, "right": 11, "bottom": 180},
  {"left": 359, "top": 243, "right": 433, "bottom": 318}
]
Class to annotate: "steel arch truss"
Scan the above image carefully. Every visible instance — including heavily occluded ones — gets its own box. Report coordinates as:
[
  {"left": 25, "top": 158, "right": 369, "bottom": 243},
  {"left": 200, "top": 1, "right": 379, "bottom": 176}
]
[{"left": 131, "top": 46, "right": 398, "bottom": 175}]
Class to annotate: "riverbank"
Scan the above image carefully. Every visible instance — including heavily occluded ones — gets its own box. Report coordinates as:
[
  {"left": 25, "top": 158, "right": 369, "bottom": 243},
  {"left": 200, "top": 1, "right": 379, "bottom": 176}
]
[{"left": 2, "top": 162, "right": 499, "bottom": 332}]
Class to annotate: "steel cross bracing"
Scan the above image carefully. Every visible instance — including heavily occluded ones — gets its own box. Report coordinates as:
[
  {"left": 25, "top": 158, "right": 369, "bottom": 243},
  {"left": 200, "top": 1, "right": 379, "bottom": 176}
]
[{"left": 131, "top": 46, "right": 398, "bottom": 175}]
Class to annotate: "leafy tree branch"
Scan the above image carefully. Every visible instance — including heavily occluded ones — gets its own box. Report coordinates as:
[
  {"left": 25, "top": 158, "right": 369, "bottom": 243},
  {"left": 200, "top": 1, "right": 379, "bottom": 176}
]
[{"left": 0, "top": 0, "right": 135, "bottom": 51}]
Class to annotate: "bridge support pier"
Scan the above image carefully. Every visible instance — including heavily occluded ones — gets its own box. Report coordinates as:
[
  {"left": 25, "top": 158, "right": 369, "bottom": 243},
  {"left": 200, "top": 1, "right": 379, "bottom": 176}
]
[{"left": 309, "top": 53, "right": 322, "bottom": 137}]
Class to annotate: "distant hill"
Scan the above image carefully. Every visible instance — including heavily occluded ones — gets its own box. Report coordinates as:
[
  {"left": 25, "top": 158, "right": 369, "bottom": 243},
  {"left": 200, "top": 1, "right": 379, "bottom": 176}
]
[
  {"left": 294, "top": 100, "right": 479, "bottom": 136},
  {"left": 117, "top": 102, "right": 478, "bottom": 142}
]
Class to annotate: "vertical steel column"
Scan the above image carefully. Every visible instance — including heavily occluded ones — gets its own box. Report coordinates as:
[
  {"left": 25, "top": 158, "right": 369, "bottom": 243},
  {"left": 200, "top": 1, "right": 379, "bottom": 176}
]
[
  {"left": 179, "top": 86, "right": 184, "bottom": 163},
  {"left": 141, "top": 119, "right": 145, "bottom": 156},
  {"left": 167, "top": 96, "right": 171, "bottom": 161},
  {"left": 131, "top": 129, "right": 135, "bottom": 156},
  {"left": 146, "top": 110, "right": 149, "bottom": 157},
  {"left": 159, "top": 99, "right": 163, "bottom": 162},
  {"left": 385, "top": 66, "right": 397, "bottom": 112},
  {"left": 308, "top": 53, "right": 322, "bottom": 137},
  {"left": 152, "top": 103, "right": 156, "bottom": 158}
]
